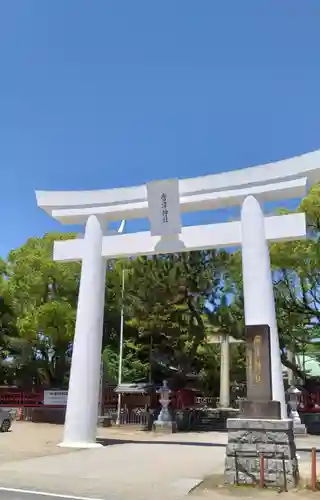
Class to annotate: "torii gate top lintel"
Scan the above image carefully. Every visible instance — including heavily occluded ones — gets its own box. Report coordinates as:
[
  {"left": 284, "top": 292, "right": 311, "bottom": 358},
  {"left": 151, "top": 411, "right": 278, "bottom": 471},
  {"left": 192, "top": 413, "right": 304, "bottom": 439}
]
[{"left": 36, "top": 150, "right": 320, "bottom": 226}]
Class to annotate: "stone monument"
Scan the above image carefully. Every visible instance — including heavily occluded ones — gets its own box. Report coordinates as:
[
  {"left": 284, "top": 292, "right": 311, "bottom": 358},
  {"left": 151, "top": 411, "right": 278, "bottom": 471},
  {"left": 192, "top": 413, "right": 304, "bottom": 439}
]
[{"left": 224, "top": 324, "right": 299, "bottom": 488}]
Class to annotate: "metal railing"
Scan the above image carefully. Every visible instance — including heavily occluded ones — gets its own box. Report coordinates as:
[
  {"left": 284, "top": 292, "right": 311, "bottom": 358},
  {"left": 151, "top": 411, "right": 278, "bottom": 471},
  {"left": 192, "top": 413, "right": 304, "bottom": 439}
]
[
  {"left": 232, "top": 450, "right": 288, "bottom": 491},
  {"left": 103, "top": 407, "right": 149, "bottom": 426}
]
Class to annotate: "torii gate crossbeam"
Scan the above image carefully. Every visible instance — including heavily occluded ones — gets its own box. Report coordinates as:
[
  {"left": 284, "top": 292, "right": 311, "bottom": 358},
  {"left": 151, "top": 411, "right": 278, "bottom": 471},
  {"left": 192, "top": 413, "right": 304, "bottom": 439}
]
[{"left": 53, "top": 213, "right": 305, "bottom": 262}]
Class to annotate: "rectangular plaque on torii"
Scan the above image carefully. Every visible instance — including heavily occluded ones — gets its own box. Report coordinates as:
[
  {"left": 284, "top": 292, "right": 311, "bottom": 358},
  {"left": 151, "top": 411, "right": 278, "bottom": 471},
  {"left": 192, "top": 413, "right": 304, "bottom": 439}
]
[
  {"left": 246, "top": 324, "right": 272, "bottom": 401},
  {"left": 241, "top": 324, "right": 281, "bottom": 419}
]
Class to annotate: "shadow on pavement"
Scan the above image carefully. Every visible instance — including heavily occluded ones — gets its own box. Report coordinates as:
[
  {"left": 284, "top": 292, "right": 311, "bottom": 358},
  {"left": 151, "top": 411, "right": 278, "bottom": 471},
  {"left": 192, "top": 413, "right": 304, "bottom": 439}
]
[
  {"left": 97, "top": 437, "right": 227, "bottom": 447},
  {"left": 96, "top": 438, "right": 320, "bottom": 453}
]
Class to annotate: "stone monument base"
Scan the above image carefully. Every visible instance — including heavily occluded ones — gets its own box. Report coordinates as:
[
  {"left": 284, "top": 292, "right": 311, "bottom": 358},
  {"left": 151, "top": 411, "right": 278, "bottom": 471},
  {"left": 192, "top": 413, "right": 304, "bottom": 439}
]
[
  {"left": 224, "top": 418, "right": 299, "bottom": 489},
  {"left": 153, "top": 420, "right": 176, "bottom": 434},
  {"left": 293, "top": 423, "right": 307, "bottom": 435}
]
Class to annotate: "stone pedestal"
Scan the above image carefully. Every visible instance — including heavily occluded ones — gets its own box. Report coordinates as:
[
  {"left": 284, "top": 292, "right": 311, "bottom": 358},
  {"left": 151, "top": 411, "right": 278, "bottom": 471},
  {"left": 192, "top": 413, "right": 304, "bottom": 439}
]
[
  {"left": 224, "top": 418, "right": 299, "bottom": 489},
  {"left": 154, "top": 420, "right": 176, "bottom": 434},
  {"left": 293, "top": 423, "right": 306, "bottom": 435},
  {"left": 153, "top": 403, "right": 176, "bottom": 433}
]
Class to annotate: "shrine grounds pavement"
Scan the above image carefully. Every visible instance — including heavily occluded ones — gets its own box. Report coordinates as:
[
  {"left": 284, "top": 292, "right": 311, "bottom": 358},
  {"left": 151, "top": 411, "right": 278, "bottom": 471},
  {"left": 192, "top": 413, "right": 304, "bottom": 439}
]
[{"left": 0, "top": 422, "right": 319, "bottom": 500}]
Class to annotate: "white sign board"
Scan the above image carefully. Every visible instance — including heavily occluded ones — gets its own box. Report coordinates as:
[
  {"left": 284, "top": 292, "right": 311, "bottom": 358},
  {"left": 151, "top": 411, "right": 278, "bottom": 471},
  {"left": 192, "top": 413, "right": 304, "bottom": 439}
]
[
  {"left": 43, "top": 390, "right": 68, "bottom": 406},
  {"left": 146, "top": 179, "right": 181, "bottom": 236}
]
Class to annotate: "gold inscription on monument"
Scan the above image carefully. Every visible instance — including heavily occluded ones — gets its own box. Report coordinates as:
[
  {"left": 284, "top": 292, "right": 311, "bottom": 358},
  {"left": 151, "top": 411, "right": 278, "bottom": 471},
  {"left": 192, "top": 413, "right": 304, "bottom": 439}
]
[
  {"left": 253, "top": 335, "right": 262, "bottom": 383},
  {"left": 245, "top": 325, "right": 272, "bottom": 402}
]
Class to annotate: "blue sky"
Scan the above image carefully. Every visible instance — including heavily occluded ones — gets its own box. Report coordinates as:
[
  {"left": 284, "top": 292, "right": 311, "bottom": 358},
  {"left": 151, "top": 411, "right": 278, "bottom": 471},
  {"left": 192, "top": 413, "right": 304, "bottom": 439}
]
[{"left": 0, "top": 1, "right": 319, "bottom": 257}]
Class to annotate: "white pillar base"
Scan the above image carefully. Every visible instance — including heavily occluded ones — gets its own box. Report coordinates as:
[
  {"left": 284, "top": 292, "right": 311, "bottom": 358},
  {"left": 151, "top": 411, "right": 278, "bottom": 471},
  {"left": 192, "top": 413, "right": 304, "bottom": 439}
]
[{"left": 58, "top": 441, "right": 103, "bottom": 449}]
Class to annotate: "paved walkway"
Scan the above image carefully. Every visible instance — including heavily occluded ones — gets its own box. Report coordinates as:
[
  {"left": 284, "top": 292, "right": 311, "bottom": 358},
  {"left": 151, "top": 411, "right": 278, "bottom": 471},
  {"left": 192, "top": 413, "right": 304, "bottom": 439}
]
[
  {"left": 0, "top": 490, "right": 109, "bottom": 500},
  {"left": 0, "top": 423, "right": 319, "bottom": 499},
  {"left": 0, "top": 439, "right": 226, "bottom": 499}
]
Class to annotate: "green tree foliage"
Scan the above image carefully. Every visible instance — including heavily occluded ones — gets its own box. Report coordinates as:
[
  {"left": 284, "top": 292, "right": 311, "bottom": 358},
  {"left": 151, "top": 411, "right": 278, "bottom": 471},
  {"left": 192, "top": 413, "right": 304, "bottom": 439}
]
[
  {"left": 1, "top": 233, "right": 80, "bottom": 387},
  {"left": 270, "top": 184, "right": 320, "bottom": 380},
  {"left": 124, "top": 251, "right": 229, "bottom": 379},
  {"left": 102, "top": 341, "right": 149, "bottom": 384}
]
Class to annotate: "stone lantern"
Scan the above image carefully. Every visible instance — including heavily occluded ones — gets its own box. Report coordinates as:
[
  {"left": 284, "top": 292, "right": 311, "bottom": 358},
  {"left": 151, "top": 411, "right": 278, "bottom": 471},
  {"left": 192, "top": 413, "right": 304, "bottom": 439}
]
[
  {"left": 154, "top": 380, "right": 174, "bottom": 433},
  {"left": 287, "top": 385, "right": 306, "bottom": 435}
]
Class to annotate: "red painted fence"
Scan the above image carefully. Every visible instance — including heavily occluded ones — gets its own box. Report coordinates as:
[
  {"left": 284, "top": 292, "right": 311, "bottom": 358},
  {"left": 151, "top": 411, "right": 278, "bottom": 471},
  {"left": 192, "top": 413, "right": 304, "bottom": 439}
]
[
  {"left": 0, "top": 386, "right": 118, "bottom": 407},
  {"left": 0, "top": 385, "right": 320, "bottom": 410}
]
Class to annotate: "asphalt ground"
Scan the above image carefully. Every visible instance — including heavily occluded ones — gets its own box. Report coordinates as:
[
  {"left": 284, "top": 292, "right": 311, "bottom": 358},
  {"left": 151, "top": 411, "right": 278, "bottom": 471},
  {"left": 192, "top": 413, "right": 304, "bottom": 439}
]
[{"left": 0, "top": 488, "right": 111, "bottom": 500}]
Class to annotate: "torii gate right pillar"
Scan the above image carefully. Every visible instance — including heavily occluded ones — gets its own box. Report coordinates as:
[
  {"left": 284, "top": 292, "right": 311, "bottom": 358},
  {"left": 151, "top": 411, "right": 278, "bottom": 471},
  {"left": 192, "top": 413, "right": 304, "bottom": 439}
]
[
  {"left": 241, "top": 195, "right": 286, "bottom": 418},
  {"left": 224, "top": 195, "right": 299, "bottom": 488}
]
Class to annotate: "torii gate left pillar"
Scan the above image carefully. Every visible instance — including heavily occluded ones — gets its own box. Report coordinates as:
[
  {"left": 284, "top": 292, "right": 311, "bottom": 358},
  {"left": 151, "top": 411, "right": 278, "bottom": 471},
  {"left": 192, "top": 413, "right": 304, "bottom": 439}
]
[{"left": 60, "top": 215, "right": 106, "bottom": 448}]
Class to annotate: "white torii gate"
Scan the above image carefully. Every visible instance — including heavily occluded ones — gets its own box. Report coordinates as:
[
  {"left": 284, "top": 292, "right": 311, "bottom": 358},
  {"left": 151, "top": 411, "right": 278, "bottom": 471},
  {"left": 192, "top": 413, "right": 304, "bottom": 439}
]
[{"left": 35, "top": 150, "right": 320, "bottom": 448}]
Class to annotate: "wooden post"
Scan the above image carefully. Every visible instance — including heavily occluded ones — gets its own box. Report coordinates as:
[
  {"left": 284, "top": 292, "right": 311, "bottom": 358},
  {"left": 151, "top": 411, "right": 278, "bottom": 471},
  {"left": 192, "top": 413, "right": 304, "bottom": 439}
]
[
  {"left": 259, "top": 453, "right": 265, "bottom": 488},
  {"left": 311, "top": 447, "right": 317, "bottom": 491}
]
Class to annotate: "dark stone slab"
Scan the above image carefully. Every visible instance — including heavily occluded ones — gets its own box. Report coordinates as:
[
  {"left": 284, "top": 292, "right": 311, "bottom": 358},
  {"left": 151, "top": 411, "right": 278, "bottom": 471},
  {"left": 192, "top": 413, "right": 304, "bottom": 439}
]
[
  {"left": 245, "top": 324, "right": 272, "bottom": 401},
  {"left": 24, "top": 407, "right": 66, "bottom": 424},
  {"left": 240, "top": 400, "right": 281, "bottom": 420},
  {"left": 175, "top": 408, "right": 240, "bottom": 432},
  {"left": 300, "top": 412, "right": 320, "bottom": 435}
]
